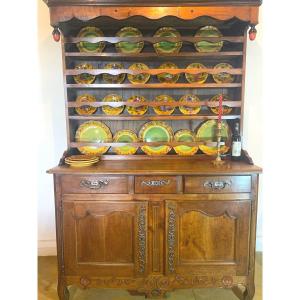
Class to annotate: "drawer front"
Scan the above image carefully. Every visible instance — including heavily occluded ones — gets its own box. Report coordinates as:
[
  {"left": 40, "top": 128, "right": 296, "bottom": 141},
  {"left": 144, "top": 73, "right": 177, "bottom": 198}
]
[
  {"left": 135, "top": 176, "right": 179, "bottom": 194},
  {"left": 184, "top": 176, "right": 251, "bottom": 193},
  {"left": 61, "top": 175, "right": 128, "bottom": 194}
]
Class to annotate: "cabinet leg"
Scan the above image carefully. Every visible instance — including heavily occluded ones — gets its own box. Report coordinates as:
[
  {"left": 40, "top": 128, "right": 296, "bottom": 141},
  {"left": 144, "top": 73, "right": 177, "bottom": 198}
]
[
  {"left": 58, "top": 280, "right": 69, "bottom": 300},
  {"left": 232, "top": 283, "right": 255, "bottom": 300}
]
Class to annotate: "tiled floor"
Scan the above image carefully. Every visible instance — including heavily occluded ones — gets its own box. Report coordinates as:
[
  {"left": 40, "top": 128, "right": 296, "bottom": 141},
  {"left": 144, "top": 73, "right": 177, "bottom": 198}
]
[{"left": 38, "top": 253, "right": 262, "bottom": 300}]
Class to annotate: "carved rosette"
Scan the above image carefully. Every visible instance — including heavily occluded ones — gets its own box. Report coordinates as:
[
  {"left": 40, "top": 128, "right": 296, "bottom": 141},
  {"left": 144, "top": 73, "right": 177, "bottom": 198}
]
[
  {"left": 167, "top": 203, "right": 176, "bottom": 273},
  {"left": 137, "top": 204, "right": 147, "bottom": 274}
]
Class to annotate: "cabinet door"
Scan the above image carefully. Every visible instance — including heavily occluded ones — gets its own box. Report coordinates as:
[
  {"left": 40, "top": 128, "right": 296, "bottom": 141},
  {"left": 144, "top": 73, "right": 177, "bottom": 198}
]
[
  {"left": 165, "top": 200, "right": 251, "bottom": 276},
  {"left": 63, "top": 200, "right": 147, "bottom": 277}
]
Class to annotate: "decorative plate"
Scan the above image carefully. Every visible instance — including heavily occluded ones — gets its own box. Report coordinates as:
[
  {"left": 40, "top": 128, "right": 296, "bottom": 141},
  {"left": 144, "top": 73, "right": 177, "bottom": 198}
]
[
  {"left": 196, "top": 120, "right": 231, "bottom": 156},
  {"left": 179, "top": 94, "right": 201, "bottom": 115},
  {"left": 113, "top": 130, "right": 139, "bottom": 155},
  {"left": 102, "top": 94, "right": 124, "bottom": 116},
  {"left": 194, "top": 26, "right": 223, "bottom": 53},
  {"left": 103, "top": 62, "right": 126, "bottom": 84},
  {"left": 115, "top": 27, "right": 144, "bottom": 54},
  {"left": 185, "top": 63, "right": 208, "bottom": 84},
  {"left": 75, "top": 121, "right": 112, "bottom": 155},
  {"left": 73, "top": 63, "right": 96, "bottom": 84},
  {"left": 174, "top": 130, "right": 198, "bottom": 156},
  {"left": 139, "top": 121, "right": 173, "bottom": 155},
  {"left": 128, "top": 63, "right": 150, "bottom": 84},
  {"left": 75, "top": 94, "right": 97, "bottom": 116},
  {"left": 209, "top": 94, "right": 233, "bottom": 115},
  {"left": 153, "top": 95, "right": 175, "bottom": 115},
  {"left": 153, "top": 27, "right": 182, "bottom": 54},
  {"left": 212, "top": 63, "right": 235, "bottom": 84},
  {"left": 77, "top": 26, "right": 105, "bottom": 53},
  {"left": 65, "top": 155, "right": 99, "bottom": 167},
  {"left": 157, "top": 62, "right": 180, "bottom": 84},
  {"left": 126, "top": 95, "right": 148, "bottom": 115}
]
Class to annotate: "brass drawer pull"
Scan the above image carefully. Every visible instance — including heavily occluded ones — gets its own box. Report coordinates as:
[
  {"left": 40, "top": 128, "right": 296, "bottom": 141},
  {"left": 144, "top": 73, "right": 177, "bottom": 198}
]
[
  {"left": 141, "top": 179, "right": 170, "bottom": 187},
  {"left": 203, "top": 180, "right": 232, "bottom": 190},
  {"left": 80, "top": 179, "right": 109, "bottom": 189}
]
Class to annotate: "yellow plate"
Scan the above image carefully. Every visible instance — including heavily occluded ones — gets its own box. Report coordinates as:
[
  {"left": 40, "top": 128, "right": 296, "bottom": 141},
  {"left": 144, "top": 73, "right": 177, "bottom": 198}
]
[
  {"left": 113, "top": 130, "right": 139, "bottom": 155},
  {"left": 73, "top": 63, "right": 96, "bottom": 84},
  {"left": 102, "top": 62, "right": 126, "bottom": 84},
  {"left": 209, "top": 94, "right": 233, "bottom": 115},
  {"left": 65, "top": 157, "right": 99, "bottom": 163},
  {"left": 153, "top": 95, "right": 175, "bottom": 115},
  {"left": 153, "top": 27, "right": 182, "bottom": 54},
  {"left": 102, "top": 94, "right": 124, "bottom": 116},
  {"left": 185, "top": 63, "right": 208, "bottom": 84},
  {"left": 157, "top": 62, "right": 179, "bottom": 84},
  {"left": 128, "top": 63, "right": 150, "bottom": 84},
  {"left": 212, "top": 63, "right": 235, "bottom": 84},
  {"left": 194, "top": 26, "right": 223, "bottom": 53},
  {"left": 76, "top": 26, "right": 105, "bottom": 53},
  {"left": 115, "top": 27, "right": 144, "bottom": 54},
  {"left": 126, "top": 95, "right": 148, "bottom": 115},
  {"left": 174, "top": 130, "right": 198, "bottom": 156},
  {"left": 66, "top": 162, "right": 98, "bottom": 167},
  {"left": 179, "top": 94, "right": 201, "bottom": 115},
  {"left": 75, "top": 94, "right": 97, "bottom": 115},
  {"left": 65, "top": 155, "right": 99, "bottom": 161}
]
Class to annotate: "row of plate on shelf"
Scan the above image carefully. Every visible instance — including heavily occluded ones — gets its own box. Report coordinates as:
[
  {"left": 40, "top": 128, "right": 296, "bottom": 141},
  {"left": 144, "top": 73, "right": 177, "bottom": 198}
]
[
  {"left": 75, "top": 120, "right": 230, "bottom": 156},
  {"left": 73, "top": 62, "right": 235, "bottom": 85},
  {"left": 76, "top": 26, "right": 224, "bottom": 54},
  {"left": 74, "top": 94, "right": 233, "bottom": 116}
]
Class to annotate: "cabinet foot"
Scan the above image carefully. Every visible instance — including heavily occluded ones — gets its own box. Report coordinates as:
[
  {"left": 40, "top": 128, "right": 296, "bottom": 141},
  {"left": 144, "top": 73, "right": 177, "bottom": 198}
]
[
  {"left": 232, "top": 283, "right": 255, "bottom": 300},
  {"left": 58, "top": 281, "right": 69, "bottom": 300}
]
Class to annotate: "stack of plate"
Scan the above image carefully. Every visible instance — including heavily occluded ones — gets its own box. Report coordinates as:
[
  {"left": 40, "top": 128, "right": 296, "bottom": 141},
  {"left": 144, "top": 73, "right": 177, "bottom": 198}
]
[{"left": 65, "top": 155, "right": 99, "bottom": 167}]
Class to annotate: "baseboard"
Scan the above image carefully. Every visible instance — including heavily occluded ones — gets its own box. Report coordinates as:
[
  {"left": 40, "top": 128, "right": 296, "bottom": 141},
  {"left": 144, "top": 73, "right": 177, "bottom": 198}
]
[{"left": 38, "top": 240, "right": 57, "bottom": 256}]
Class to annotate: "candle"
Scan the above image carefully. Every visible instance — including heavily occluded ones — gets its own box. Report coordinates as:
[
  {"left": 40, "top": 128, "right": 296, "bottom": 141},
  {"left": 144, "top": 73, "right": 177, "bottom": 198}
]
[{"left": 218, "top": 94, "right": 223, "bottom": 122}]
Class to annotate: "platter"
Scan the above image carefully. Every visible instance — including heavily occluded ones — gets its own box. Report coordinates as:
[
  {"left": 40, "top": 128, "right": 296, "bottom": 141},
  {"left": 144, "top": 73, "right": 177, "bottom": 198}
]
[
  {"left": 213, "top": 63, "right": 235, "bottom": 84},
  {"left": 185, "top": 63, "right": 208, "bottom": 84},
  {"left": 76, "top": 26, "right": 105, "bottom": 53},
  {"left": 102, "top": 94, "right": 124, "bottom": 116},
  {"left": 157, "top": 62, "right": 179, "bottom": 84},
  {"left": 126, "top": 95, "right": 148, "bottom": 115},
  {"left": 194, "top": 26, "right": 223, "bottom": 53},
  {"left": 174, "top": 130, "right": 198, "bottom": 156},
  {"left": 139, "top": 121, "right": 173, "bottom": 155},
  {"left": 113, "top": 130, "right": 139, "bottom": 155},
  {"left": 115, "top": 27, "right": 144, "bottom": 54},
  {"left": 75, "top": 94, "right": 97, "bottom": 116},
  {"left": 75, "top": 121, "right": 112, "bottom": 155},
  {"left": 153, "top": 95, "right": 175, "bottom": 115},
  {"left": 73, "top": 63, "right": 96, "bottom": 84},
  {"left": 153, "top": 27, "right": 182, "bottom": 54},
  {"left": 102, "top": 62, "right": 126, "bottom": 84},
  {"left": 128, "top": 63, "right": 150, "bottom": 84},
  {"left": 209, "top": 94, "right": 233, "bottom": 115},
  {"left": 179, "top": 94, "right": 201, "bottom": 115}
]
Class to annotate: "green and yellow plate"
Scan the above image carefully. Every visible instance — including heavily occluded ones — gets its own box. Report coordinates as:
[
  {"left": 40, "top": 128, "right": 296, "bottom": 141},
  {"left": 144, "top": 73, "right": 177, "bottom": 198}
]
[
  {"left": 75, "top": 94, "right": 97, "bottom": 115},
  {"left": 185, "top": 63, "right": 208, "bottom": 84},
  {"left": 77, "top": 26, "right": 105, "bottom": 53},
  {"left": 102, "top": 94, "right": 124, "bottom": 116},
  {"left": 128, "top": 63, "right": 150, "bottom": 84},
  {"left": 153, "top": 95, "right": 175, "bottom": 115},
  {"left": 209, "top": 94, "right": 233, "bottom": 115},
  {"left": 103, "top": 62, "right": 126, "bottom": 84},
  {"left": 174, "top": 130, "right": 198, "bottom": 156},
  {"left": 212, "top": 63, "right": 235, "bottom": 84},
  {"left": 139, "top": 121, "right": 173, "bottom": 155},
  {"left": 194, "top": 26, "right": 223, "bottom": 53},
  {"left": 113, "top": 130, "right": 139, "bottom": 155},
  {"left": 179, "top": 94, "right": 201, "bottom": 115},
  {"left": 126, "top": 95, "right": 148, "bottom": 115},
  {"left": 73, "top": 63, "right": 96, "bottom": 84},
  {"left": 196, "top": 120, "right": 231, "bottom": 156},
  {"left": 157, "top": 62, "right": 179, "bottom": 84},
  {"left": 75, "top": 121, "right": 112, "bottom": 155},
  {"left": 154, "top": 27, "right": 182, "bottom": 54},
  {"left": 115, "top": 27, "right": 144, "bottom": 54}
]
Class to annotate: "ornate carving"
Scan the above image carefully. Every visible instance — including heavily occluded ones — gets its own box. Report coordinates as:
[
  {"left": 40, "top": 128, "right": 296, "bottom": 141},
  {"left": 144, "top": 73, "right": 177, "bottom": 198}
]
[
  {"left": 167, "top": 203, "right": 176, "bottom": 273},
  {"left": 222, "top": 276, "right": 233, "bottom": 288},
  {"left": 137, "top": 205, "right": 147, "bottom": 273},
  {"left": 80, "top": 178, "right": 109, "bottom": 189},
  {"left": 141, "top": 179, "right": 170, "bottom": 187},
  {"left": 80, "top": 277, "right": 91, "bottom": 289},
  {"left": 203, "top": 180, "right": 232, "bottom": 190}
]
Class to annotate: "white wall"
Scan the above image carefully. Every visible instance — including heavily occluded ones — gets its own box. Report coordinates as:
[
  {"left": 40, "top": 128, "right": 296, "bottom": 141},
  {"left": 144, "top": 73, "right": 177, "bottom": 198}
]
[{"left": 37, "top": 2, "right": 263, "bottom": 255}]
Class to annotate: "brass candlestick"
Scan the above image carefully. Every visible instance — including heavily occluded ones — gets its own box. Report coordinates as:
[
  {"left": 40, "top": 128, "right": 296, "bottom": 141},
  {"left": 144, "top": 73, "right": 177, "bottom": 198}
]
[{"left": 212, "top": 121, "right": 225, "bottom": 166}]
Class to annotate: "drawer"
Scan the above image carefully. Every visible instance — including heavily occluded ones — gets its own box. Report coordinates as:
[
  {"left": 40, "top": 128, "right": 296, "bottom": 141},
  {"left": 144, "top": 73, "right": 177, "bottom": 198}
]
[
  {"left": 135, "top": 176, "right": 180, "bottom": 194},
  {"left": 61, "top": 175, "right": 128, "bottom": 194},
  {"left": 184, "top": 176, "right": 251, "bottom": 193}
]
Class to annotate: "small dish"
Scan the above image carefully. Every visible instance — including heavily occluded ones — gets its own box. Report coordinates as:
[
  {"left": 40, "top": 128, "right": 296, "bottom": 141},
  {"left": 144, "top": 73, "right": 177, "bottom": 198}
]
[
  {"left": 126, "top": 95, "right": 148, "bottom": 115},
  {"left": 102, "top": 94, "right": 124, "bottom": 116},
  {"left": 212, "top": 63, "right": 235, "bottom": 84},
  {"left": 153, "top": 95, "right": 175, "bottom": 115},
  {"left": 174, "top": 130, "right": 198, "bottom": 156},
  {"left": 77, "top": 26, "right": 105, "bottom": 53},
  {"left": 153, "top": 27, "right": 182, "bottom": 54},
  {"left": 115, "top": 27, "right": 144, "bottom": 54},
  {"left": 157, "top": 62, "right": 179, "bottom": 84},
  {"left": 209, "top": 94, "right": 233, "bottom": 115},
  {"left": 194, "top": 26, "right": 223, "bottom": 53},
  {"left": 75, "top": 94, "right": 97, "bottom": 116},
  {"left": 113, "top": 130, "right": 139, "bottom": 155},
  {"left": 73, "top": 63, "right": 96, "bottom": 84},
  {"left": 128, "top": 63, "right": 150, "bottom": 84},
  {"left": 179, "top": 94, "right": 201, "bottom": 115},
  {"left": 185, "top": 63, "right": 208, "bottom": 84},
  {"left": 102, "top": 62, "right": 126, "bottom": 84}
]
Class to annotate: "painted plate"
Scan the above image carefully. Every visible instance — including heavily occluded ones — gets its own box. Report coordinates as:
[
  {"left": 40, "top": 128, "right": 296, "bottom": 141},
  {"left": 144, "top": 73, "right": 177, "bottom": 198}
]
[
  {"left": 113, "top": 130, "right": 138, "bottom": 155},
  {"left": 179, "top": 94, "right": 201, "bottom": 115},
  {"left": 153, "top": 95, "right": 175, "bottom": 115},
  {"left": 174, "top": 130, "right": 198, "bottom": 156},
  {"left": 115, "top": 27, "right": 144, "bottom": 54},
  {"left": 75, "top": 121, "right": 112, "bottom": 155},
  {"left": 157, "top": 62, "right": 180, "bottom": 84},
  {"left": 128, "top": 63, "right": 150, "bottom": 84},
  {"left": 65, "top": 155, "right": 99, "bottom": 163},
  {"left": 139, "top": 121, "right": 173, "bottom": 155},
  {"left": 73, "top": 63, "right": 96, "bottom": 84},
  {"left": 77, "top": 26, "right": 105, "bottom": 53},
  {"left": 103, "top": 62, "right": 126, "bottom": 84},
  {"left": 154, "top": 27, "right": 182, "bottom": 54},
  {"left": 196, "top": 120, "right": 231, "bottom": 156},
  {"left": 194, "top": 26, "right": 223, "bottom": 53},
  {"left": 209, "top": 94, "right": 233, "bottom": 115},
  {"left": 75, "top": 94, "right": 97, "bottom": 115},
  {"left": 102, "top": 94, "right": 124, "bottom": 116},
  {"left": 126, "top": 95, "right": 148, "bottom": 115},
  {"left": 212, "top": 63, "right": 235, "bottom": 84},
  {"left": 185, "top": 63, "right": 208, "bottom": 84}
]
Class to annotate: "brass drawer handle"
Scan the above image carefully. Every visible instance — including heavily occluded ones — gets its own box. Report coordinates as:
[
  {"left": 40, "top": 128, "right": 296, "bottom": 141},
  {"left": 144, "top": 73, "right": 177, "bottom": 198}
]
[
  {"left": 141, "top": 179, "right": 170, "bottom": 187},
  {"left": 80, "top": 179, "right": 109, "bottom": 189},
  {"left": 203, "top": 180, "right": 232, "bottom": 190}
]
